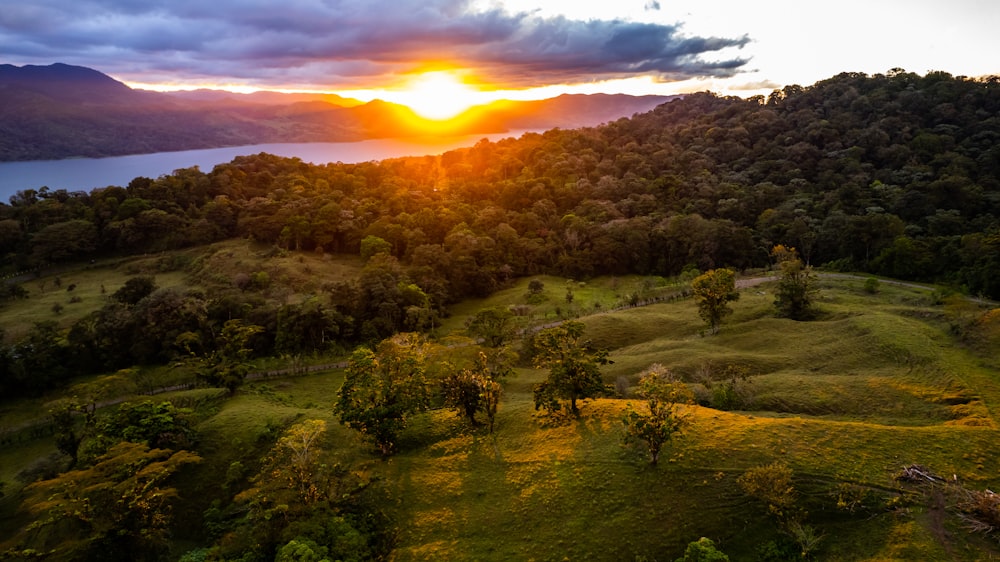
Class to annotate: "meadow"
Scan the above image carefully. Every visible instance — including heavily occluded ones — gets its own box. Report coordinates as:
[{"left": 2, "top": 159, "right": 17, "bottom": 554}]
[{"left": 1, "top": 256, "right": 999, "bottom": 561}]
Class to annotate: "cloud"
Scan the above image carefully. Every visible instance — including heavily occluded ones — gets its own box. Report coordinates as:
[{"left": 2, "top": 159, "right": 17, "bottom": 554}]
[
  {"left": 0, "top": 0, "right": 751, "bottom": 89},
  {"left": 728, "top": 79, "right": 782, "bottom": 91}
]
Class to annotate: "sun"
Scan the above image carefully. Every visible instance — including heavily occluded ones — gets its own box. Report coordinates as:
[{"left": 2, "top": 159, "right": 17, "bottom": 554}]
[{"left": 393, "top": 71, "right": 486, "bottom": 120}]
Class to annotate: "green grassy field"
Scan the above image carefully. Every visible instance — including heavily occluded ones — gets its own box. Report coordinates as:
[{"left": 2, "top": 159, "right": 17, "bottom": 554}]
[
  {"left": 0, "top": 239, "right": 364, "bottom": 344},
  {"left": 2, "top": 266, "right": 999, "bottom": 560}
]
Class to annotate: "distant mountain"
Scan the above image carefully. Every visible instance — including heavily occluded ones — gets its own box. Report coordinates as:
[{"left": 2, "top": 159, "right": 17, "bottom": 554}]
[
  {"left": 0, "top": 63, "right": 673, "bottom": 161},
  {"left": 0, "top": 62, "right": 137, "bottom": 104},
  {"left": 163, "top": 89, "right": 366, "bottom": 108}
]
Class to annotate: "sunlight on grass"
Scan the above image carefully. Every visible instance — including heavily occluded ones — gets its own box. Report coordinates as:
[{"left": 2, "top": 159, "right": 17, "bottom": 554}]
[{"left": 3, "top": 273, "right": 999, "bottom": 560}]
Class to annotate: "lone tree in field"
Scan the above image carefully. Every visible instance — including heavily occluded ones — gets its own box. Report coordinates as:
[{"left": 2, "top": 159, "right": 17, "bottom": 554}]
[
  {"left": 442, "top": 350, "right": 511, "bottom": 433},
  {"left": 622, "top": 364, "right": 693, "bottom": 465},
  {"left": 772, "top": 245, "right": 818, "bottom": 320},
  {"left": 691, "top": 268, "right": 740, "bottom": 334},
  {"left": 465, "top": 305, "right": 517, "bottom": 348},
  {"left": 531, "top": 321, "right": 610, "bottom": 416},
  {"left": 336, "top": 333, "right": 430, "bottom": 456}
]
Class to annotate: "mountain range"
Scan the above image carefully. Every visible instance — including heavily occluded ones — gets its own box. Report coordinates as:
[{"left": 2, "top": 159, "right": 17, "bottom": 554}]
[{"left": 0, "top": 63, "right": 674, "bottom": 162}]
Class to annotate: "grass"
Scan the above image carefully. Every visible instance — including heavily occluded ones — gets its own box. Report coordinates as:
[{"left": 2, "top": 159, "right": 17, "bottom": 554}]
[
  {"left": 0, "top": 239, "right": 364, "bottom": 343},
  {"left": 436, "top": 273, "right": 692, "bottom": 338},
  {"left": 2, "top": 271, "right": 999, "bottom": 560}
]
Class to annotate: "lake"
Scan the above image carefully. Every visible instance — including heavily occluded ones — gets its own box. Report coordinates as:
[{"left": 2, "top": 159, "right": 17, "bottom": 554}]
[{"left": 0, "top": 131, "right": 531, "bottom": 203}]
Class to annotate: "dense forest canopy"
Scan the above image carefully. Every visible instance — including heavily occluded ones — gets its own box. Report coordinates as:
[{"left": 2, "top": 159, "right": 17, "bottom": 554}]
[{"left": 1, "top": 69, "right": 999, "bottom": 393}]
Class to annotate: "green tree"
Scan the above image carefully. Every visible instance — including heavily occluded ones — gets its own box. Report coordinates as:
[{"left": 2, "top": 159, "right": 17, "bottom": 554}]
[
  {"left": 622, "top": 364, "right": 693, "bottom": 465},
  {"left": 10, "top": 442, "right": 200, "bottom": 562},
  {"left": 95, "top": 400, "right": 194, "bottom": 451},
  {"left": 50, "top": 400, "right": 97, "bottom": 468},
  {"left": 772, "top": 245, "right": 818, "bottom": 320},
  {"left": 531, "top": 321, "right": 610, "bottom": 416},
  {"left": 112, "top": 275, "right": 158, "bottom": 306},
  {"left": 30, "top": 219, "right": 99, "bottom": 262},
  {"left": 223, "top": 419, "right": 389, "bottom": 562},
  {"left": 690, "top": 268, "right": 740, "bottom": 334},
  {"left": 193, "top": 319, "right": 263, "bottom": 394},
  {"left": 335, "top": 333, "right": 431, "bottom": 456},
  {"left": 465, "top": 305, "right": 517, "bottom": 348},
  {"left": 10, "top": 320, "right": 70, "bottom": 395},
  {"left": 442, "top": 349, "right": 512, "bottom": 430},
  {"left": 738, "top": 461, "right": 799, "bottom": 524},
  {"left": 526, "top": 278, "right": 546, "bottom": 303},
  {"left": 360, "top": 234, "right": 392, "bottom": 261},
  {"left": 703, "top": 363, "right": 755, "bottom": 410},
  {"left": 675, "top": 537, "right": 730, "bottom": 562},
  {"left": 275, "top": 298, "right": 345, "bottom": 354}
]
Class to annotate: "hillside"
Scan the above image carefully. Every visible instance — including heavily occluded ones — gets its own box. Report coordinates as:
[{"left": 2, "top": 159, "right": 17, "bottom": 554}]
[
  {"left": 1, "top": 69, "right": 1000, "bottom": 560},
  {"left": 1, "top": 257, "right": 998, "bottom": 560},
  {"left": 0, "top": 63, "right": 671, "bottom": 161},
  {"left": 2, "top": 70, "right": 997, "bottom": 300}
]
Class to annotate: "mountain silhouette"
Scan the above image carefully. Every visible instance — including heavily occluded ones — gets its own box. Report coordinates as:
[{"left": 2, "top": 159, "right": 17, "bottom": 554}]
[{"left": 0, "top": 63, "right": 673, "bottom": 161}]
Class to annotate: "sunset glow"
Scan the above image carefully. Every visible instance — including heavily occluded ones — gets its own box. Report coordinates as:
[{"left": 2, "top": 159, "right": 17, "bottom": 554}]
[{"left": 387, "top": 72, "right": 488, "bottom": 120}]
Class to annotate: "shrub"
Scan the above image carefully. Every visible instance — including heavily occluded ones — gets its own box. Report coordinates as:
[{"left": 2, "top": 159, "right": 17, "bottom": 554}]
[
  {"left": 864, "top": 277, "right": 880, "bottom": 294},
  {"left": 675, "top": 537, "right": 729, "bottom": 561}
]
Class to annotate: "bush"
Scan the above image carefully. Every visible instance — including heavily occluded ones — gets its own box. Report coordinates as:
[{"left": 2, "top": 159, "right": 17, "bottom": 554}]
[
  {"left": 864, "top": 277, "right": 880, "bottom": 294},
  {"left": 675, "top": 537, "right": 729, "bottom": 561},
  {"left": 738, "top": 462, "right": 798, "bottom": 522}
]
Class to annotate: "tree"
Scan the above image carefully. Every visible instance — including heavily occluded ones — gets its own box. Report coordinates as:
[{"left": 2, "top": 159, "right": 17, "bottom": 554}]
[
  {"left": 335, "top": 333, "right": 431, "bottom": 456},
  {"left": 30, "top": 219, "right": 99, "bottom": 262},
  {"left": 772, "top": 245, "right": 818, "bottom": 320},
  {"left": 193, "top": 319, "right": 264, "bottom": 394},
  {"left": 465, "top": 305, "right": 517, "bottom": 348},
  {"left": 531, "top": 321, "right": 610, "bottom": 416},
  {"left": 706, "top": 363, "right": 755, "bottom": 410},
  {"left": 622, "top": 364, "right": 693, "bottom": 465},
  {"left": 360, "top": 234, "right": 392, "bottom": 261},
  {"left": 690, "top": 268, "right": 740, "bottom": 334},
  {"left": 442, "top": 349, "right": 512, "bottom": 431},
  {"left": 112, "top": 275, "right": 158, "bottom": 306},
  {"left": 10, "top": 442, "right": 200, "bottom": 562},
  {"left": 96, "top": 400, "right": 195, "bottom": 451},
  {"left": 275, "top": 298, "right": 345, "bottom": 354},
  {"left": 526, "top": 278, "right": 546, "bottom": 303},
  {"left": 50, "top": 400, "right": 97, "bottom": 468},
  {"left": 224, "top": 419, "right": 390, "bottom": 562},
  {"left": 738, "top": 461, "right": 799, "bottom": 524},
  {"left": 9, "top": 320, "right": 70, "bottom": 395},
  {"left": 675, "top": 537, "right": 730, "bottom": 562},
  {"left": 273, "top": 419, "right": 329, "bottom": 504}
]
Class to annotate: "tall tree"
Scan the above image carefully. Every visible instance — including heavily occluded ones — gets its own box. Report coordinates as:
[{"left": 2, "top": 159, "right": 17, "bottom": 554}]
[
  {"left": 222, "top": 419, "right": 390, "bottom": 562},
  {"left": 465, "top": 305, "right": 518, "bottom": 348},
  {"left": 192, "top": 319, "right": 263, "bottom": 394},
  {"left": 690, "top": 268, "right": 740, "bottom": 334},
  {"left": 442, "top": 349, "right": 512, "bottom": 431},
  {"left": 335, "top": 333, "right": 431, "bottom": 456},
  {"left": 531, "top": 321, "right": 610, "bottom": 416},
  {"left": 772, "top": 245, "right": 818, "bottom": 320},
  {"left": 622, "top": 364, "right": 693, "bottom": 465}
]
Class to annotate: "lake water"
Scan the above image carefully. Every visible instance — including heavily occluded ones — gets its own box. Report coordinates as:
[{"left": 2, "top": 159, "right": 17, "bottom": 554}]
[{"left": 0, "top": 131, "right": 531, "bottom": 202}]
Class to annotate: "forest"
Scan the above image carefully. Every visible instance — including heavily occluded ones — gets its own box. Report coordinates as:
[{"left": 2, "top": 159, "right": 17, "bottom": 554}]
[
  {"left": 1, "top": 69, "right": 1000, "bottom": 560},
  {"left": 2, "top": 69, "right": 999, "bottom": 378}
]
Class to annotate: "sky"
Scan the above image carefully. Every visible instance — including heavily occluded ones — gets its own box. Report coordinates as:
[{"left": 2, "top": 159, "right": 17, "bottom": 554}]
[{"left": 3, "top": 0, "right": 999, "bottom": 102}]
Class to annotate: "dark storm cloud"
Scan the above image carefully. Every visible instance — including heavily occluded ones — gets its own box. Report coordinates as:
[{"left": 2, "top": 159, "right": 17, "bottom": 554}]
[{"left": 0, "top": 0, "right": 750, "bottom": 88}]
